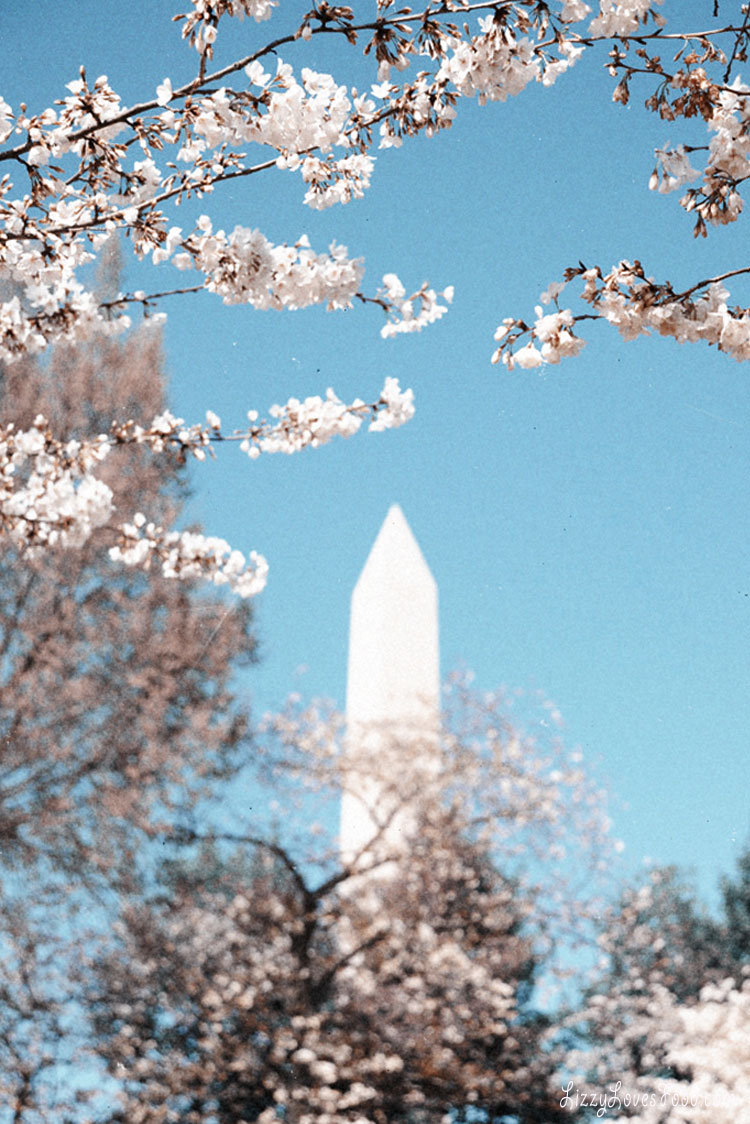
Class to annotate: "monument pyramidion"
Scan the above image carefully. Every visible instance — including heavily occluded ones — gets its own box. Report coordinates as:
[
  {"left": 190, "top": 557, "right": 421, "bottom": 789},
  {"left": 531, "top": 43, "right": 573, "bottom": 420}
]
[{"left": 339, "top": 504, "right": 440, "bottom": 876}]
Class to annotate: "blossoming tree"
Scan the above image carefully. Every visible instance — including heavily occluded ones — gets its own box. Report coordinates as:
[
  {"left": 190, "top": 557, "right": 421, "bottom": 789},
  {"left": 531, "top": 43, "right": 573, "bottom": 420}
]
[
  {"left": 0, "top": 295, "right": 257, "bottom": 1123},
  {"left": 83, "top": 681, "right": 615, "bottom": 1124},
  {"left": 567, "top": 849, "right": 750, "bottom": 1122},
  {"left": 4, "top": 0, "right": 750, "bottom": 596},
  {"left": 564, "top": 978, "right": 750, "bottom": 1123},
  {"left": 0, "top": 312, "right": 256, "bottom": 889}
]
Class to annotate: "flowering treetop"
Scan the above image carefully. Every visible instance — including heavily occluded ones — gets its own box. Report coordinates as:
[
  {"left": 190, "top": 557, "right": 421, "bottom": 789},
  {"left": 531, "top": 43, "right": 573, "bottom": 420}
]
[{"left": 2, "top": 0, "right": 750, "bottom": 592}]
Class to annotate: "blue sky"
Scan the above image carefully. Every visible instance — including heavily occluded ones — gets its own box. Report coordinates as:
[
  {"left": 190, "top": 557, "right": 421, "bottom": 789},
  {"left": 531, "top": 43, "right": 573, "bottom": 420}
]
[{"left": 3, "top": 0, "right": 748, "bottom": 903}]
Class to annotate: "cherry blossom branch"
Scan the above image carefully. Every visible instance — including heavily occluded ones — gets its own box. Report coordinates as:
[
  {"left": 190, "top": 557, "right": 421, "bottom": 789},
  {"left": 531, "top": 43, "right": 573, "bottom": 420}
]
[
  {"left": 494, "top": 259, "right": 750, "bottom": 371},
  {"left": 0, "top": 378, "right": 414, "bottom": 596},
  {"left": 670, "top": 264, "right": 750, "bottom": 302},
  {"left": 3, "top": 0, "right": 750, "bottom": 595},
  {"left": 0, "top": 2, "right": 517, "bottom": 163},
  {"left": 0, "top": 157, "right": 281, "bottom": 245},
  {"left": 1, "top": 0, "right": 713, "bottom": 369},
  {"left": 5, "top": 11, "right": 738, "bottom": 167},
  {"left": 8, "top": 3, "right": 730, "bottom": 178},
  {"left": 571, "top": 23, "right": 746, "bottom": 47},
  {"left": 723, "top": 3, "right": 750, "bottom": 81},
  {"left": 100, "top": 285, "right": 206, "bottom": 309}
]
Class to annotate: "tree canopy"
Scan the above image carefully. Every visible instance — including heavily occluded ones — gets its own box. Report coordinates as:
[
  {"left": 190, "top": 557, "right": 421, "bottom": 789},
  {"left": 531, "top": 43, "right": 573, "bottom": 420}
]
[
  {"left": 85, "top": 681, "right": 615, "bottom": 1124},
  {"left": 0, "top": 304, "right": 256, "bottom": 1122}
]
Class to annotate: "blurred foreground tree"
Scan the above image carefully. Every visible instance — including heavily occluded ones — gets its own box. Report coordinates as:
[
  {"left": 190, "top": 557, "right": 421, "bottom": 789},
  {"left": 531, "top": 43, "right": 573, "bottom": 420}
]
[
  {"left": 84, "top": 681, "right": 615, "bottom": 1124},
  {"left": 0, "top": 300, "right": 256, "bottom": 886},
  {"left": 566, "top": 846, "right": 750, "bottom": 1122},
  {"left": 720, "top": 844, "right": 750, "bottom": 965}
]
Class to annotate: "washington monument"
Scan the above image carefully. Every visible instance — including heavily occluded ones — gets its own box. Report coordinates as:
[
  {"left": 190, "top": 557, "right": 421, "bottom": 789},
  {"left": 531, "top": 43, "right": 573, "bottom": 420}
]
[{"left": 339, "top": 504, "right": 440, "bottom": 867}]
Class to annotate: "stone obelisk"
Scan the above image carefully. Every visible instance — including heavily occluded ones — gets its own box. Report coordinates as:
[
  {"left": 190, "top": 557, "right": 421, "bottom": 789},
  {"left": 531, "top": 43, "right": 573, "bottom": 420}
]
[{"left": 340, "top": 504, "right": 440, "bottom": 869}]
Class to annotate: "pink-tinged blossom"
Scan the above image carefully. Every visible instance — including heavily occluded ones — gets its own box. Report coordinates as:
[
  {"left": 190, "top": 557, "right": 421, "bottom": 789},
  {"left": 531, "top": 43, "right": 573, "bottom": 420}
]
[
  {"left": 509, "top": 342, "right": 544, "bottom": 369},
  {"left": 651, "top": 144, "right": 701, "bottom": 193},
  {"left": 589, "top": 0, "right": 665, "bottom": 37},
  {"left": 560, "top": 0, "right": 592, "bottom": 21},
  {"left": 379, "top": 276, "right": 453, "bottom": 338},
  {"left": 109, "top": 521, "right": 269, "bottom": 598}
]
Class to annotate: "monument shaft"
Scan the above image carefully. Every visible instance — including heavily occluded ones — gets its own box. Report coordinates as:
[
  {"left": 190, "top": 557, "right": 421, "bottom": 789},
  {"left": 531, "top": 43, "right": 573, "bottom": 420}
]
[{"left": 340, "top": 505, "right": 440, "bottom": 867}]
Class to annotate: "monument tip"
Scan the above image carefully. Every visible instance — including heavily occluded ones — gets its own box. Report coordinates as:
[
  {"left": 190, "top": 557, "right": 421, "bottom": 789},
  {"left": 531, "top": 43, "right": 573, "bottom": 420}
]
[{"left": 354, "top": 504, "right": 435, "bottom": 598}]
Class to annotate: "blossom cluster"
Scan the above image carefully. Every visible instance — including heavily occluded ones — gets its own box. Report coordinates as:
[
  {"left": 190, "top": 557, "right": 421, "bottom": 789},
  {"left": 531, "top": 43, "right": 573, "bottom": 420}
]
[
  {"left": 239, "top": 377, "right": 414, "bottom": 459},
  {"left": 495, "top": 261, "right": 750, "bottom": 369},
  {"left": 110, "top": 516, "right": 270, "bottom": 598},
  {"left": 578, "top": 265, "right": 750, "bottom": 356},
  {"left": 642, "top": 978, "right": 750, "bottom": 1124},
  {"left": 493, "top": 302, "right": 585, "bottom": 370},
  {"left": 677, "top": 78, "right": 750, "bottom": 234},
  {"left": 437, "top": 13, "right": 585, "bottom": 102},
  {"left": 575, "top": 967, "right": 750, "bottom": 1124},
  {"left": 0, "top": 416, "right": 113, "bottom": 550},
  {"left": 588, "top": 0, "right": 665, "bottom": 38},
  {"left": 170, "top": 222, "right": 365, "bottom": 310},
  {"left": 301, "top": 153, "right": 375, "bottom": 210},
  {"left": 377, "top": 274, "right": 454, "bottom": 338}
]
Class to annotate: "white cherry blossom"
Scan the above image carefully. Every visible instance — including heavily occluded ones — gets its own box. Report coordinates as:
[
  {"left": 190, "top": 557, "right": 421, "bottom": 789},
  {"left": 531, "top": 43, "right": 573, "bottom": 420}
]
[{"left": 589, "top": 0, "right": 665, "bottom": 38}]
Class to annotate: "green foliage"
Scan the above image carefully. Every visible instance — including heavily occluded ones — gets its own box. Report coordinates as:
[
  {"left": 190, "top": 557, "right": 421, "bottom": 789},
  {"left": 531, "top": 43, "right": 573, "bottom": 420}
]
[{"left": 720, "top": 844, "right": 750, "bottom": 965}]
